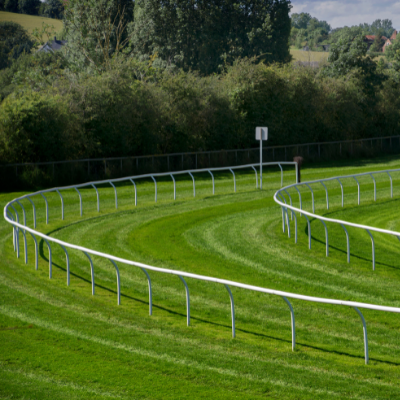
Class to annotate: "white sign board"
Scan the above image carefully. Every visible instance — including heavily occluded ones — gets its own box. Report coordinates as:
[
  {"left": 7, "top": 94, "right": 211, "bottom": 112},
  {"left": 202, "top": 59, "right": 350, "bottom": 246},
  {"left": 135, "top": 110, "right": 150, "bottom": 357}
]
[{"left": 255, "top": 127, "right": 268, "bottom": 141}]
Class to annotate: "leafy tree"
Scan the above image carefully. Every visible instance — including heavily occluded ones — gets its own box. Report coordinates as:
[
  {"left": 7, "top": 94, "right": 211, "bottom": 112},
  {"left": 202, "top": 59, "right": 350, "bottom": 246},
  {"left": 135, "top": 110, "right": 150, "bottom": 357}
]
[
  {"left": 132, "top": 0, "right": 292, "bottom": 75},
  {"left": 385, "top": 38, "right": 400, "bottom": 81},
  {"left": 18, "top": 0, "right": 40, "bottom": 14},
  {"left": 0, "top": 21, "right": 34, "bottom": 70},
  {"left": 4, "top": 0, "right": 18, "bottom": 12},
  {"left": 40, "top": 0, "right": 64, "bottom": 19},
  {"left": 0, "top": 0, "right": 5, "bottom": 10},
  {"left": 371, "top": 19, "right": 394, "bottom": 38},
  {"left": 322, "top": 34, "right": 383, "bottom": 96},
  {"left": 64, "top": 0, "right": 134, "bottom": 72},
  {"left": 291, "top": 12, "right": 312, "bottom": 30}
]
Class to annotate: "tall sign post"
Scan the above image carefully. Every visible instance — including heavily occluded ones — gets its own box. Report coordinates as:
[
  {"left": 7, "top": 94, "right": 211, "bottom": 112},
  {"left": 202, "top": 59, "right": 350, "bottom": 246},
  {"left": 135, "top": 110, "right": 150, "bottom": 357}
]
[{"left": 255, "top": 127, "right": 268, "bottom": 189}]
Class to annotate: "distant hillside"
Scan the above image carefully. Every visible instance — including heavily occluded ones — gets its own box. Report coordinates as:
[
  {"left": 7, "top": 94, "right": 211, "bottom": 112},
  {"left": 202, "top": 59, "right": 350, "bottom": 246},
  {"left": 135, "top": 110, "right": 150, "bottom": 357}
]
[{"left": 0, "top": 11, "right": 63, "bottom": 41}]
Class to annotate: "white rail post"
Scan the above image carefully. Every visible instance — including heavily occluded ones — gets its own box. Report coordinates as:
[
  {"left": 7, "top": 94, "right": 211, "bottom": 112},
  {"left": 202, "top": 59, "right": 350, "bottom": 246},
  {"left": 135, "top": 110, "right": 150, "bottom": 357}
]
[
  {"left": 74, "top": 188, "right": 83, "bottom": 216},
  {"left": 229, "top": 168, "right": 236, "bottom": 192},
  {"left": 10, "top": 205, "right": 20, "bottom": 257},
  {"left": 251, "top": 166, "right": 258, "bottom": 189},
  {"left": 109, "top": 259, "right": 121, "bottom": 305},
  {"left": 283, "top": 189, "right": 294, "bottom": 220},
  {"left": 337, "top": 178, "right": 344, "bottom": 207},
  {"left": 129, "top": 179, "right": 137, "bottom": 206},
  {"left": 43, "top": 238, "right": 52, "bottom": 278},
  {"left": 141, "top": 268, "right": 152, "bottom": 315},
  {"left": 286, "top": 208, "right": 291, "bottom": 238},
  {"left": 6, "top": 211, "right": 15, "bottom": 250},
  {"left": 15, "top": 200, "right": 26, "bottom": 226},
  {"left": 83, "top": 252, "right": 95, "bottom": 295},
  {"left": 91, "top": 184, "right": 100, "bottom": 212},
  {"left": 20, "top": 229, "right": 28, "bottom": 264},
  {"left": 224, "top": 285, "right": 235, "bottom": 338},
  {"left": 170, "top": 174, "right": 176, "bottom": 200},
  {"left": 320, "top": 182, "right": 329, "bottom": 210},
  {"left": 295, "top": 162, "right": 299, "bottom": 184},
  {"left": 369, "top": 174, "right": 376, "bottom": 202},
  {"left": 366, "top": 230, "right": 375, "bottom": 271},
  {"left": 151, "top": 176, "right": 157, "bottom": 203},
  {"left": 386, "top": 172, "right": 393, "bottom": 198},
  {"left": 26, "top": 196, "right": 36, "bottom": 228},
  {"left": 294, "top": 186, "right": 302, "bottom": 216},
  {"left": 188, "top": 172, "right": 196, "bottom": 197},
  {"left": 278, "top": 163, "right": 283, "bottom": 187},
  {"left": 207, "top": 170, "right": 215, "bottom": 194},
  {"left": 353, "top": 177, "right": 360, "bottom": 205},
  {"left": 282, "top": 296, "right": 296, "bottom": 351},
  {"left": 40, "top": 193, "right": 49, "bottom": 224},
  {"left": 60, "top": 244, "right": 70, "bottom": 286},
  {"left": 303, "top": 214, "right": 311, "bottom": 249},
  {"left": 292, "top": 212, "right": 298, "bottom": 244},
  {"left": 320, "top": 220, "right": 329, "bottom": 257},
  {"left": 353, "top": 307, "right": 369, "bottom": 364},
  {"left": 28, "top": 231, "right": 38, "bottom": 270},
  {"left": 109, "top": 182, "right": 118, "bottom": 209},
  {"left": 277, "top": 194, "right": 286, "bottom": 233},
  {"left": 305, "top": 184, "right": 315, "bottom": 213},
  {"left": 55, "top": 190, "right": 64, "bottom": 220},
  {"left": 178, "top": 276, "right": 190, "bottom": 326},
  {"left": 340, "top": 224, "right": 350, "bottom": 263}
]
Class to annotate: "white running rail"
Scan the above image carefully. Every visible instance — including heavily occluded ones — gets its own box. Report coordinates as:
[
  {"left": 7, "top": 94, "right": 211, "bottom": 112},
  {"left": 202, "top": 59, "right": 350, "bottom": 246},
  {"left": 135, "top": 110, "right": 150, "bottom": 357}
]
[{"left": 4, "top": 162, "right": 400, "bottom": 365}]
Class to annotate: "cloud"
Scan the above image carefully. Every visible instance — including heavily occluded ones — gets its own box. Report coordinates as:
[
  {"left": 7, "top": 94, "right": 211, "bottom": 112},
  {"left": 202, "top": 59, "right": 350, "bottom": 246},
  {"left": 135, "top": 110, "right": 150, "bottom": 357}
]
[{"left": 290, "top": 0, "right": 400, "bottom": 29}]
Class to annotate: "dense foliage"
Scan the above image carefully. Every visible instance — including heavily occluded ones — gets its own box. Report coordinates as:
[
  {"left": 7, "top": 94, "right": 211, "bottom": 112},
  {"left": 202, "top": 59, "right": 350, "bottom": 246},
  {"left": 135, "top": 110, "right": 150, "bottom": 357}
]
[
  {"left": 0, "top": 21, "right": 34, "bottom": 70},
  {"left": 132, "top": 0, "right": 292, "bottom": 75}
]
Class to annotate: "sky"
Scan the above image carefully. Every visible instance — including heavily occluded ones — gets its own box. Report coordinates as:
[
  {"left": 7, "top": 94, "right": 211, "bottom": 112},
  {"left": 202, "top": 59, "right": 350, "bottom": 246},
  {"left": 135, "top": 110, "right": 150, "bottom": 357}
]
[{"left": 290, "top": 0, "right": 400, "bottom": 30}]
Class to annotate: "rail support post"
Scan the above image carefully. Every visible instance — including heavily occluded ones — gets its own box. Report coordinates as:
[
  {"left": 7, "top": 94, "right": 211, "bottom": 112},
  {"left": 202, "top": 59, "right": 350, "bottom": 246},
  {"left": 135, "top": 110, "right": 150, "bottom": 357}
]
[
  {"left": 56, "top": 189, "right": 64, "bottom": 220},
  {"left": 170, "top": 174, "right": 176, "bottom": 200},
  {"left": 74, "top": 187, "right": 83, "bottom": 216},
  {"left": 302, "top": 214, "right": 311, "bottom": 249},
  {"left": 340, "top": 224, "right": 350, "bottom": 263},
  {"left": 188, "top": 172, "right": 196, "bottom": 197},
  {"left": 151, "top": 176, "right": 157, "bottom": 203},
  {"left": 366, "top": 230, "right": 375, "bottom": 271},
  {"left": 129, "top": 179, "right": 137, "bottom": 206},
  {"left": 60, "top": 244, "right": 70, "bottom": 286},
  {"left": 91, "top": 184, "right": 100, "bottom": 212},
  {"left": 109, "top": 182, "right": 118, "bottom": 209},
  {"left": 43, "top": 238, "right": 52, "bottom": 278},
  {"left": 207, "top": 170, "right": 215, "bottom": 194},
  {"left": 251, "top": 166, "right": 258, "bottom": 189},
  {"left": 40, "top": 193, "right": 49, "bottom": 224},
  {"left": 26, "top": 196, "right": 37, "bottom": 228},
  {"left": 83, "top": 252, "right": 95, "bottom": 295},
  {"left": 224, "top": 285, "right": 235, "bottom": 338},
  {"left": 109, "top": 259, "right": 121, "bottom": 305},
  {"left": 178, "top": 276, "right": 190, "bottom": 326},
  {"left": 353, "top": 307, "right": 369, "bottom": 364},
  {"left": 229, "top": 168, "right": 236, "bottom": 192},
  {"left": 282, "top": 297, "right": 296, "bottom": 351},
  {"left": 141, "top": 268, "right": 152, "bottom": 315}
]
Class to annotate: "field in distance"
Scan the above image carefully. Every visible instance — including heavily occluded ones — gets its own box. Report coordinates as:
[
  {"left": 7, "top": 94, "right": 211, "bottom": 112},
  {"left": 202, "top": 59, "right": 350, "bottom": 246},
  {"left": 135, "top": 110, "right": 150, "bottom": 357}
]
[
  {"left": 290, "top": 48, "right": 330, "bottom": 64},
  {"left": 0, "top": 11, "right": 63, "bottom": 40},
  {"left": 1, "top": 155, "right": 400, "bottom": 399}
]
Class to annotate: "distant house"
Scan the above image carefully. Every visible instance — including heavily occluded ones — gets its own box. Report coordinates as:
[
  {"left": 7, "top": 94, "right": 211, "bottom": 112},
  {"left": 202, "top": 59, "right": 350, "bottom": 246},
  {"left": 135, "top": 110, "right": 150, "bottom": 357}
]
[
  {"left": 383, "top": 30, "right": 398, "bottom": 52},
  {"left": 364, "top": 30, "right": 397, "bottom": 52},
  {"left": 38, "top": 37, "right": 67, "bottom": 53}
]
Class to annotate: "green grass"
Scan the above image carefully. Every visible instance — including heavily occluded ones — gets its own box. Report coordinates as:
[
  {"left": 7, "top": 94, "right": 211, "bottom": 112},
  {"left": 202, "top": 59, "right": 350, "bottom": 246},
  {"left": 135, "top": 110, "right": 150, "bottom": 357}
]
[
  {"left": 290, "top": 48, "right": 329, "bottom": 64},
  {"left": 0, "top": 11, "right": 63, "bottom": 40},
  {"left": 2, "top": 156, "right": 400, "bottom": 399}
]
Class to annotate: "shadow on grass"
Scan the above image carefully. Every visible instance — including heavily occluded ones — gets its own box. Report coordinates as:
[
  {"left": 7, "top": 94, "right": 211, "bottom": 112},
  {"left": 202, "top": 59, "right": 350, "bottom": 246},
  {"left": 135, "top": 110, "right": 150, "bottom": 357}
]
[{"left": 34, "top": 238, "right": 400, "bottom": 367}]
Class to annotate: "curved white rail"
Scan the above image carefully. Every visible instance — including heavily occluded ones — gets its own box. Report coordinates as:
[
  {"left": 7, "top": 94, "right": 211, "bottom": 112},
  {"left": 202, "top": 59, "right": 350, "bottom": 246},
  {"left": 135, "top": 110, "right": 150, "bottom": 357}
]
[{"left": 4, "top": 161, "right": 400, "bottom": 365}]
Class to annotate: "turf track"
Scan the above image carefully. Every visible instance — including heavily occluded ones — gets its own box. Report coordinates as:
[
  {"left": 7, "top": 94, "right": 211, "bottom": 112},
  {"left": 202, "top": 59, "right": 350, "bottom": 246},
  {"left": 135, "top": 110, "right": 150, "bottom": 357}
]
[{"left": 1, "top": 157, "right": 400, "bottom": 399}]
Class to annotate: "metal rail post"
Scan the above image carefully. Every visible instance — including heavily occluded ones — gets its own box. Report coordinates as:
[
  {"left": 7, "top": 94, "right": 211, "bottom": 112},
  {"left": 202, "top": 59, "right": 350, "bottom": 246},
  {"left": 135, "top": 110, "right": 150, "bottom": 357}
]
[
  {"left": 15, "top": 200, "right": 26, "bottom": 226},
  {"left": 353, "top": 177, "right": 360, "bottom": 205},
  {"left": 91, "top": 184, "right": 100, "bottom": 212},
  {"left": 28, "top": 231, "right": 38, "bottom": 270},
  {"left": 43, "top": 238, "right": 52, "bottom": 278},
  {"left": 282, "top": 297, "right": 296, "bottom": 351},
  {"left": 229, "top": 169, "right": 236, "bottom": 192},
  {"left": 10, "top": 205, "right": 20, "bottom": 257},
  {"left": 207, "top": 170, "right": 215, "bottom": 194},
  {"left": 353, "top": 307, "right": 369, "bottom": 364},
  {"left": 320, "top": 220, "right": 329, "bottom": 257},
  {"left": 337, "top": 178, "right": 344, "bottom": 207},
  {"left": 74, "top": 187, "right": 83, "bottom": 216},
  {"left": 151, "top": 176, "right": 157, "bottom": 203},
  {"left": 129, "top": 179, "right": 137, "bottom": 206},
  {"left": 251, "top": 166, "right": 258, "bottom": 189},
  {"left": 294, "top": 186, "right": 302, "bottom": 216},
  {"left": 83, "top": 252, "right": 95, "bottom": 295},
  {"left": 283, "top": 189, "right": 294, "bottom": 220},
  {"left": 178, "top": 276, "right": 190, "bottom": 326},
  {"left": 60, "top": 244, "right": 70, "bottom": 286},
  {"left": 141, "top": 268, "right": 152, "bottom": 315},
  {"left": 224, "top": 285, "right": 235, "bottom": 338},
  {"left": 369, "top": 174, "right": 376, "bottom": 202},
  {"left": 20, "top": 229, "right": 28, "bottom": 264},
  {"left": 278, "top": 164, "right": 283, "bottom": 187},
  {"left": 40, "top": 193, "right": 49, "bottom": 224},
  {"left": 109, "top": 182, "right": 118, "bottom": 209},
  {"left": 188, "top": 172, "right": 196, "bottom": 197},
  {"left": 366, "top": 230, "right": 375, "bottom": 271},
  {"left": 170, "top": 174, "right": 176, "bottom": 200},
  {"left": 320, "top": 181, "right": 329, "bottom": 210},
  {"left": 109, "top": 259, "right": 121, "bottom": 305},
  {"left": 26, "top": 196, "right": 36, "bottom": 228},
  {"left": 303, "top": 214, "right": 311, "bottom": 249},
  {"left": 340, "top": 224, "right": 350, "bottom": 263},
  {"left": 305, "top": 184, "right": 315, "bottom": 213},
  {"left": 55, "top": 190, "right": 64, "bottom": 220},
  {"left": 386, "top": 172, "right": 393, "bottom": 198}
]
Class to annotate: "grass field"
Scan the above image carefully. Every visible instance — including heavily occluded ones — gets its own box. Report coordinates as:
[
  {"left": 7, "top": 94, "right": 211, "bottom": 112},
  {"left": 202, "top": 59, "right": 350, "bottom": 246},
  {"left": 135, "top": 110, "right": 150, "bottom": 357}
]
[
  {"left": 290, "top": 48, "right": 330, "bottom": 64},
  {"left": 0, "top": 11, "right": 63, "bottom": 40},
  {"left": 2, "top": 156, "right": 400, "bottom": 399}
]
